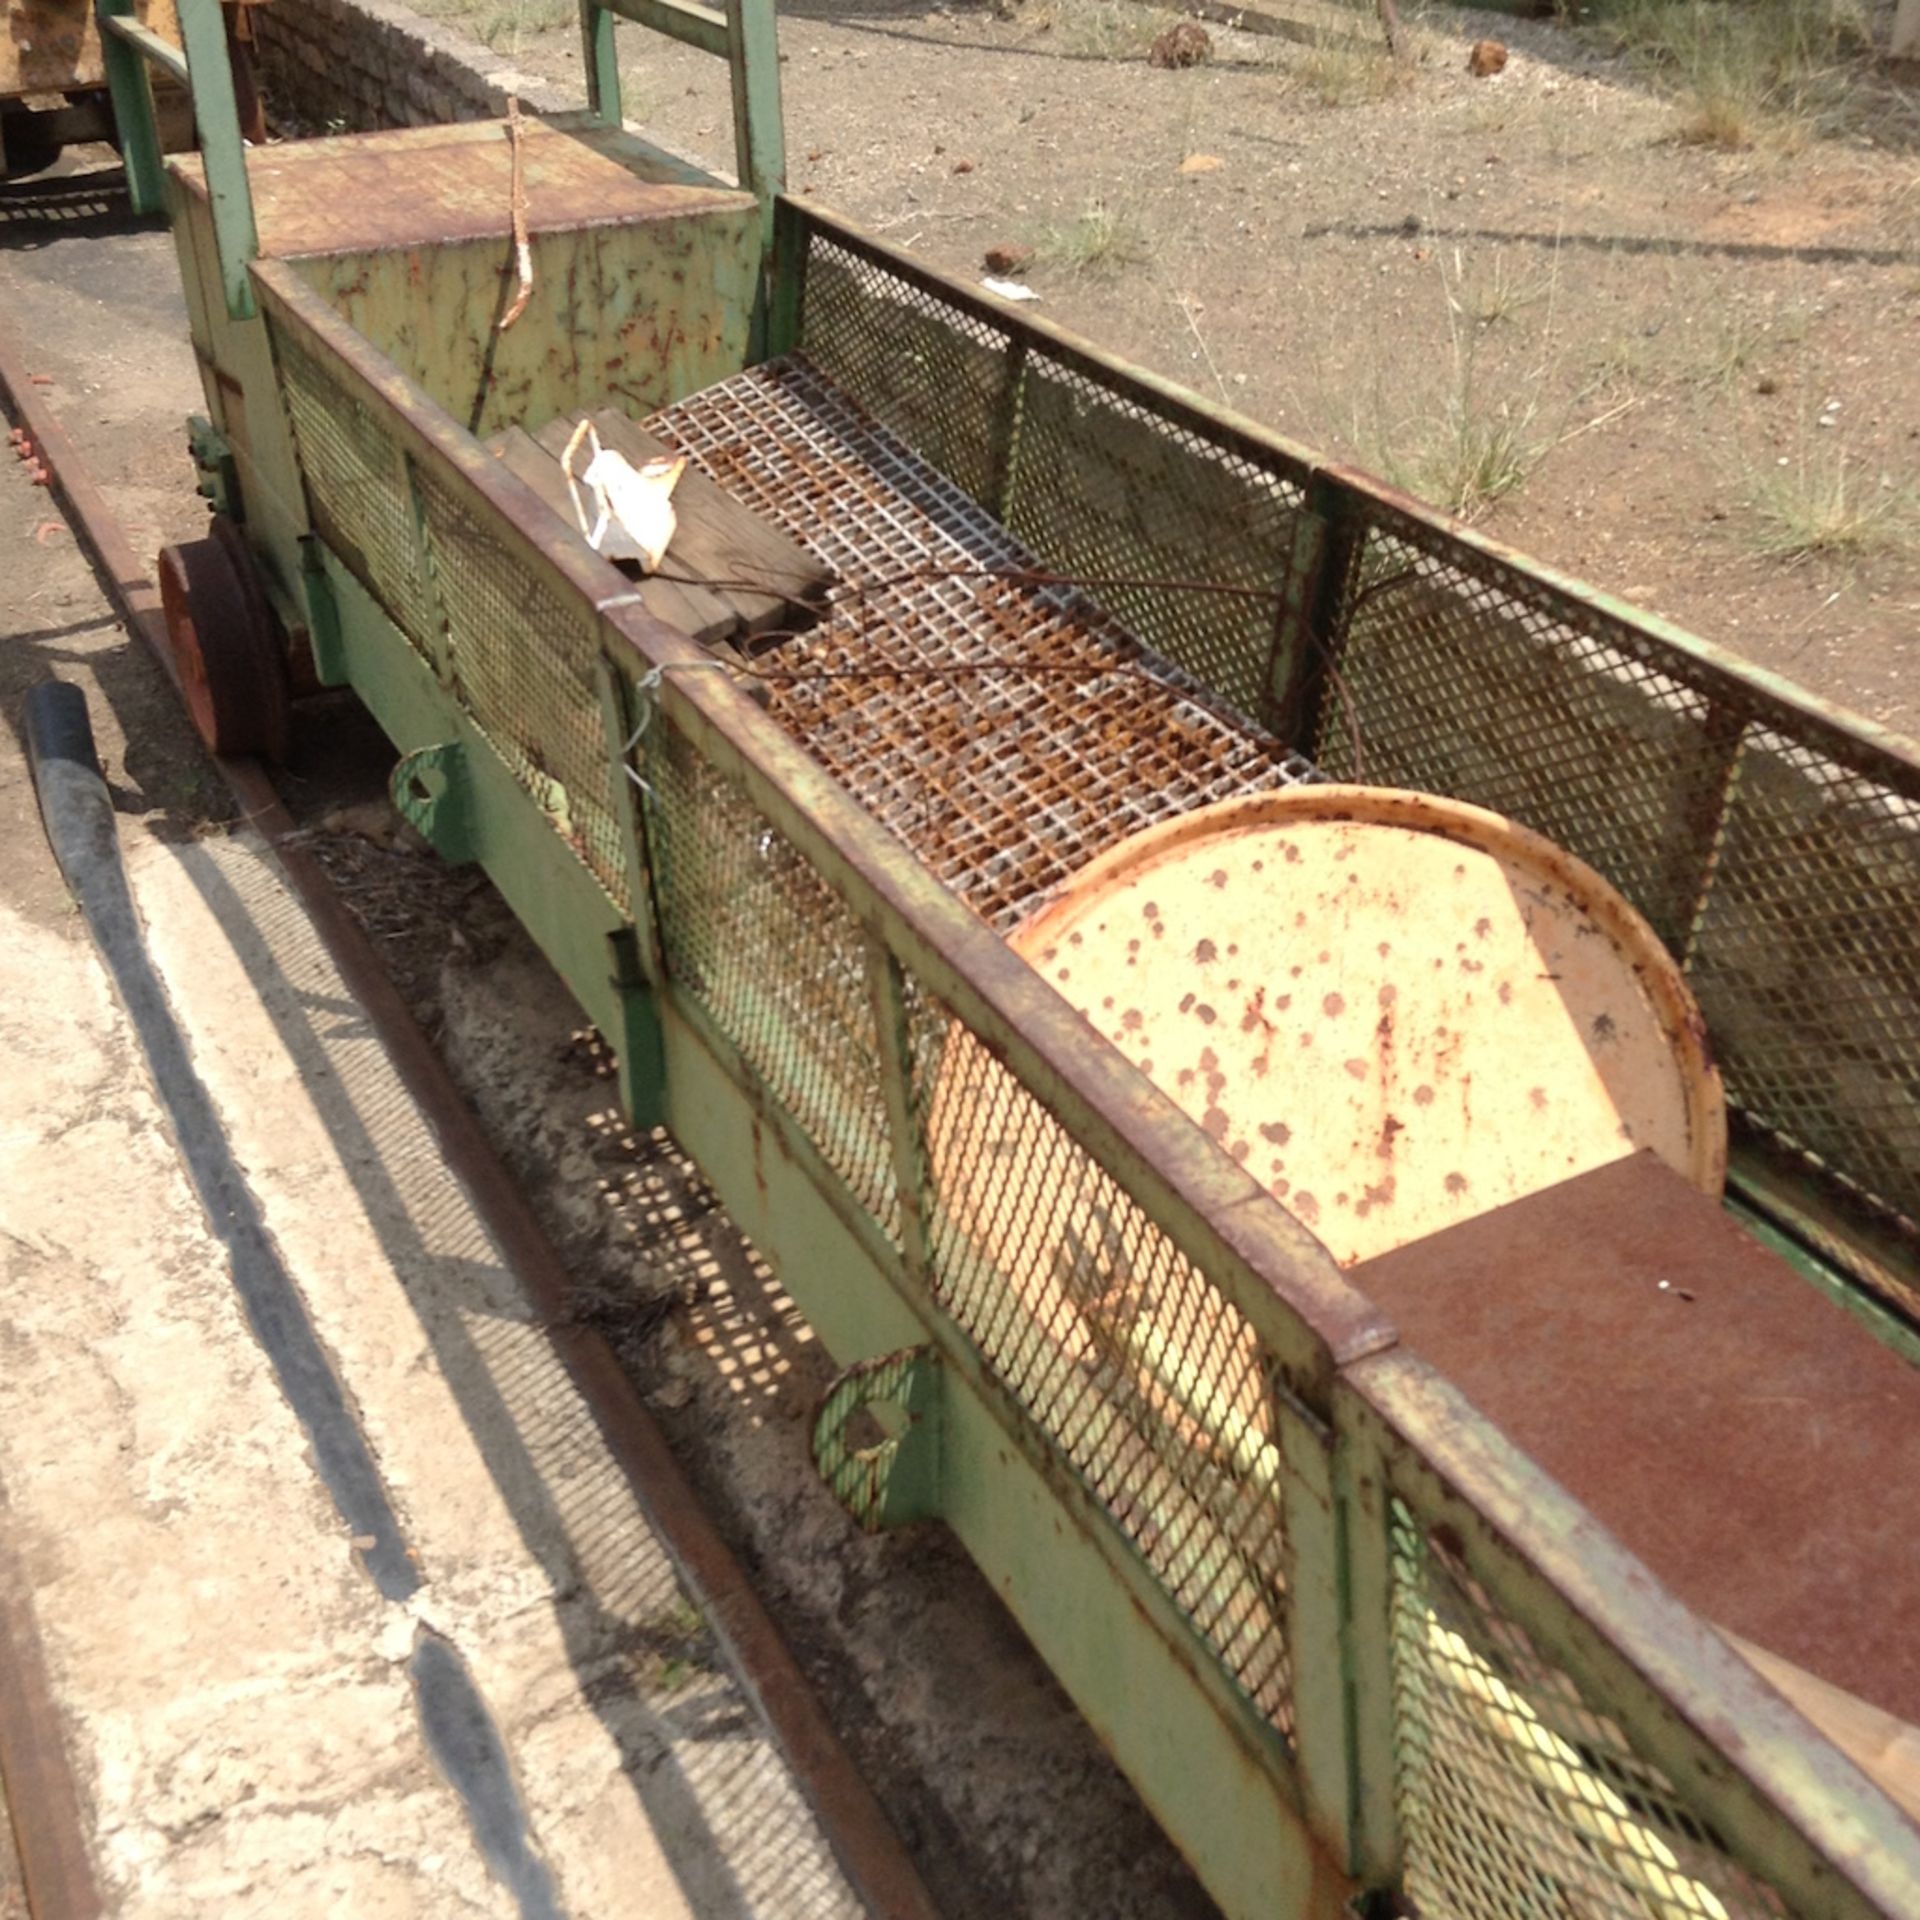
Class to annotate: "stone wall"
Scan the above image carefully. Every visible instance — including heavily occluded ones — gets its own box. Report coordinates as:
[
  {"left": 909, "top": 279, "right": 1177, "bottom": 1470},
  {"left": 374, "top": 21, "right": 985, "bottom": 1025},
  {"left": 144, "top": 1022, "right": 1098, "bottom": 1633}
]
[{"left": 254, "top": 0, "right": 576, "bottom": 135}]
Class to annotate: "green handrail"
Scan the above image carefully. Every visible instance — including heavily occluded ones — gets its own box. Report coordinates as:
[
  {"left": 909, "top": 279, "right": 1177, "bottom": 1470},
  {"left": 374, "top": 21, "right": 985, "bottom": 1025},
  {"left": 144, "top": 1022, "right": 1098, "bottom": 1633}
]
[{"left": 96, "top": 0, "right": 259, "bottom": 319}]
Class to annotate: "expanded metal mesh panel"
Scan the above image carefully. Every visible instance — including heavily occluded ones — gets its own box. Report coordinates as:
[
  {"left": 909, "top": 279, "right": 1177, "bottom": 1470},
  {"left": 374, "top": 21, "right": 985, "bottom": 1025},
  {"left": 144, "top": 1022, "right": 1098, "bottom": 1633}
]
[
  {"left": 912, "top": 996, "right": 1292, "bottom": 1729},
  {"left": 1315, "top": 502, "right": 1920, "bottom": 1274},
  {"left": 1690, "top": 735, "right": 1920, "bottom": 1242},
  {"left": 270, "top": 322, "right": 439, "bottom": 656},
  {"left": 411, "top": 467, "right": 629, "bottom": 910},
  {"left": 650, "top": 359, "right": 1318, "bottom": 932},
  {"left": 1003, "top": 356, "right": 1307, "bottom": 724},
  {"left": 647, "top": 721, "right": 898, "bottom": 1234},
  {"left": 1390, "top": 1504, "right": 1791, "bottom": 1920},
  {"left": 801, "top": 235, "right": 1015, "bottom": 509},
  {"left": 1314, "top": 519, "right": 1726, "bottom": 953}
]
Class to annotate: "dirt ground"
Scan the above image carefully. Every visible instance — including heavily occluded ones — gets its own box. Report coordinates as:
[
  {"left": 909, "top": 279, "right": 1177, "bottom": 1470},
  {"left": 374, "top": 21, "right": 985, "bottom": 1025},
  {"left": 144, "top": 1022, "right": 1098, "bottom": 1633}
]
[{"left": 410, "top": 0, "right": 1920, "bottom": 739}]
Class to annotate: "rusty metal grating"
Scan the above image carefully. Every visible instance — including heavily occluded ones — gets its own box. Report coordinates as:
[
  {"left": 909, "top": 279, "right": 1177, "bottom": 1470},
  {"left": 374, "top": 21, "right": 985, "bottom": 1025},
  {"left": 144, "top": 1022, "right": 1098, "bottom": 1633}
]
[
  {"left": 1389, "top": 1503, "right": 1792, "bottom": 1920},
  {"left": 1316, "top": 499, "right": 1920, "bottom": 1278},
  {"left": 271, "top": 321, "right": 440, "bottom": 655},
  {"left": 647, "top": 722, "right": 899, "bottom": 1235},
  {"left": 412, "top": 466, "right": 630, "bottom": 910},
  {"left": 912, "top": 989, "right": 1293, "bottom": 1729},
  {"left": 649, "top": 357, "right": 1319, "bottom": 932}
]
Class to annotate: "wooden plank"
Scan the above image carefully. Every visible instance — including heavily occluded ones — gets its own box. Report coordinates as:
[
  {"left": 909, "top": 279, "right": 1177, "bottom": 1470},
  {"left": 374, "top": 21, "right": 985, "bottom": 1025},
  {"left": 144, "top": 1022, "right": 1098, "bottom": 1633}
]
[
  {"left": 534, "top": 410, "right": 833, "bottom": 639},
  {"left": 487, "top": 425, "right": 739, "bottom": 647},
  {"left": 1722, "top": 1629, "right": 1920, "bottom": 1829}
]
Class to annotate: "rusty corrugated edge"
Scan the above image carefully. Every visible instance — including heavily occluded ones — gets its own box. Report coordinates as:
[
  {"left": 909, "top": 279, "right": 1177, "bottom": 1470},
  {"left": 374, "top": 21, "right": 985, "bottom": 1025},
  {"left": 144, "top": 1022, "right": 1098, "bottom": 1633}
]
[
  {"left": 1346, "top": 1348, "right": 1920, "bottom": 1918},
  {"left": 0, "top": 322, "right": 944, "bottom": 1920}
]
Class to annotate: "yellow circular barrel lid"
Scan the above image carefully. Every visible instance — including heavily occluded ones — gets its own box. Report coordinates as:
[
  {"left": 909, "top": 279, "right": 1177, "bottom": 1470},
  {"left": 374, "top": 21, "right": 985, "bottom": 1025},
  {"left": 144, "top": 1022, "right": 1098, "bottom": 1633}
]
[{"left": 1010, "top": 786, "right": 1727, "bottom": 1269}]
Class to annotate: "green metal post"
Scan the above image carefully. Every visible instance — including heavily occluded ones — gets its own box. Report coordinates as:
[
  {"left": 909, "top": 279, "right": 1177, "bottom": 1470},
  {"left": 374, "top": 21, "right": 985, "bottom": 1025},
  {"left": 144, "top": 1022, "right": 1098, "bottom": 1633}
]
[
  {"left": 96, "top": 0, "right": 167, "bottom": 214},
  {"left": 579, "top": 0, "right": 622, "bottom": 123},
  {"left": 724, "top": 0, "right": 785, "bottom": 358},
  {"left": 176, "top": 0, "right": 260, "bottom": 319},
  {"left": 723, "top": 0, "right": 784, "bottom": 216}
]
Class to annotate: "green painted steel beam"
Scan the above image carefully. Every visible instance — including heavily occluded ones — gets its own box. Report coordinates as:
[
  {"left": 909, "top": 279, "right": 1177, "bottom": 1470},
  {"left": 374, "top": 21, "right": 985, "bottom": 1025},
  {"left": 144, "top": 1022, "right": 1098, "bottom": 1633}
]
[
  {"left": 595, "top": 0, "right": 728, "bottom": 55},
  {"left": 94, "top": 0, "right": 167, "bottom": 213},
  {"left": 98, "top": 11, "right": 187, "bottom": 82},
  {"left": 579, "top": 0, "right": 621, "bottom": 122},
  {"left": 175, "top": 0, "right": 259, "bottom": 320}
]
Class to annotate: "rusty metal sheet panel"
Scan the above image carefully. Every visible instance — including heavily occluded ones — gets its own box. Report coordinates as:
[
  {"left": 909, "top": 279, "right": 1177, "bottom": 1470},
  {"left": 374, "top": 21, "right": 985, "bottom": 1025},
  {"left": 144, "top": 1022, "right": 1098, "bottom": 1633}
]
[
  {"left": 1356, "top": 1150, "right": 1920, "bottom": 1731},
  {"left": 173, "top": 115, "right": 753, "bottom": 259},
  {"left": 1005, "top": 787, "right": 1726, "bottom": 1270},
  {"left": 4, "top": 0, "right": 176, "bottom": 95}
]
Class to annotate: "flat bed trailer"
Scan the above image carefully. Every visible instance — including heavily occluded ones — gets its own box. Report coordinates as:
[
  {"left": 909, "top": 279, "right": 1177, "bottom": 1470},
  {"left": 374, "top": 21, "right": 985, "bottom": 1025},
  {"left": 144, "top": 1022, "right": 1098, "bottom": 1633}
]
[{"left": 96, "top": 9, "right": 1920, "bottom": 1915}]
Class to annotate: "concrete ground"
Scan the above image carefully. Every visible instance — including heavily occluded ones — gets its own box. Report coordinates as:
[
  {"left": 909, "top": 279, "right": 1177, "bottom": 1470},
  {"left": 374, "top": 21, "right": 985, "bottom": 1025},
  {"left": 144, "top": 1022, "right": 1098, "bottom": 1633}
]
[{"left": 0, "top": 243, "right": 866, "bottom": 1919}]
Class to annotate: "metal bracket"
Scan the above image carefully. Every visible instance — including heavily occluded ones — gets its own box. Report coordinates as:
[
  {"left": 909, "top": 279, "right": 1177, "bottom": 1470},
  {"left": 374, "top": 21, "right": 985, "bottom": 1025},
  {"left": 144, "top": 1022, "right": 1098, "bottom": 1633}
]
[
  {"left": 812, "top": 1346, "right": 941, "bottom": 1533},
  {"left": 299, "top": 538, "right": 349, "bottom": 687},
  {"left": 390, "top": 742, "right": 477, "bottom": 865},
  {"left": 187, "top": 415, "right": 240, "bottom": 521}
]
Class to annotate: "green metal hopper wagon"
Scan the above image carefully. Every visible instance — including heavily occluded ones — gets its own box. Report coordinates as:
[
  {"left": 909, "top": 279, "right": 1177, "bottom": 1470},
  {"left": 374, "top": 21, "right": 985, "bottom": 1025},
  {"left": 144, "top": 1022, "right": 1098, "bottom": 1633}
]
[{"left": 98, "top": 7, "right": 1920, "bottom": 1915}]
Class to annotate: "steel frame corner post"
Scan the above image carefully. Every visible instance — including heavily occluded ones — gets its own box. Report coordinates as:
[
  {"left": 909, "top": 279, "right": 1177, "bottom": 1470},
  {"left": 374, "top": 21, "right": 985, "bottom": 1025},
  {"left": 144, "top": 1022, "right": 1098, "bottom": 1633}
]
[
  {"left": 96, "top": 0, "right": 168, "bottom": 213},
  {"left": 1323, "top": 1379, "right": 1406, "bottom": 1893},
  {"left": 580, "top": 0, "right": 621, "bottom": 124},
  {"left": 724, "top": 0, "right": 785, "bottom": 357},
  {"left": 176, "top": 0, "right": 260, "bottom": 319},
  {"left": 594, "top": 654, "right": 669, "bottom": 1129}
]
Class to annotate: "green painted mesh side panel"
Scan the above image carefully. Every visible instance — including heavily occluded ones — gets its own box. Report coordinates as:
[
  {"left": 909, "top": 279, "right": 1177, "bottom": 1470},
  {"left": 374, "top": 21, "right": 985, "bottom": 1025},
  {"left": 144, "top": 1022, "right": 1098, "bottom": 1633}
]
[
  {"left": 271, "top": 320, "right": 438, "bottom": 655},
  {"left": 910, "top": 995, "right": 1293, "bottom": 1733},
  {"left": 410, "top": 466, "right": 628, "bottom": 910},
  {"left": 647, "top": 722, "right": 899, "bottom": 1237},
  {"left": 1389, "top": 1503, "right": 1792, "bottom": 1920},
  {"left": 1316, "top": 499, "right": 1920, "bottom": 1267},
  {"left": 800, "top": 235, "right": 1015, "bottom": 510},
  {"left": 269, "top": 314, "right": 628, "bottom": 911},
  {"left": 1689, "top": 732, "right": 1920, "bottom": 1243},
  {"left": 800, "top": 229, "right": 1312, "bottom": 732},
  {"left": 1002, "top": 356, "right": 1306, "bottom": 724}
]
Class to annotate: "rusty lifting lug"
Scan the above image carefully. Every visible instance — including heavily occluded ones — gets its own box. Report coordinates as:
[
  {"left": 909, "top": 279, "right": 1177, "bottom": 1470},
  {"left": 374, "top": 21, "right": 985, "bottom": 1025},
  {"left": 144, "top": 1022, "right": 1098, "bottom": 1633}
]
[
  {"left": 811, "top": 1346, "right": 942, "bottom": 1534},
  {"left": 390, "top": 742, "right": 477, "bottom": 865}
]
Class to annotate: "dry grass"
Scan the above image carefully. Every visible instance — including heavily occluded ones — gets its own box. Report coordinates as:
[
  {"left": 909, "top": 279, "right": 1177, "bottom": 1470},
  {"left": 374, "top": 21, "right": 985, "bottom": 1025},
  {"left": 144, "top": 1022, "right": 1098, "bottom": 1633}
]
[
  {"left": 475, "top": 0, "right": 572, "bottom": 51},
  {"left": 1291, "top": 30, "right": 1413, "bottom": 107},
  {"left": 1451, "top": 253, "right": 1550, "bottom": 329},
  {"left": 1743, "top": 444, "right": 1916, "bottom": 562},
  {"left": 1035, "top": 199, "right": 1151, "bottom": 276},
  {"left": 1025, "top": 0, "right": 1184, "bottom": 59},
  {"left": 1579, "top": 0, "right": 1870, "bottom": 149}
]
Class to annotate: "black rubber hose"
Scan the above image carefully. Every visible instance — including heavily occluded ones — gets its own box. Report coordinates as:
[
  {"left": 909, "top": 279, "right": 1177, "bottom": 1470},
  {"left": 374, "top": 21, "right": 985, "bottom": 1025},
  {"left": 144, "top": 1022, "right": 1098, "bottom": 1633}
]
[{"left": 24, "top": 680, "right": 420, "bottom": 1603}]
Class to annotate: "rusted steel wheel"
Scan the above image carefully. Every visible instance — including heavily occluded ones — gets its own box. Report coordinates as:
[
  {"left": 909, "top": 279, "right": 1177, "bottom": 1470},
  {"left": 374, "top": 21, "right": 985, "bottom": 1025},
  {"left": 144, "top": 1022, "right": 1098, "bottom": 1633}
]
[{"left": 156, "top": 519, "right": 290, "bottom": 760}]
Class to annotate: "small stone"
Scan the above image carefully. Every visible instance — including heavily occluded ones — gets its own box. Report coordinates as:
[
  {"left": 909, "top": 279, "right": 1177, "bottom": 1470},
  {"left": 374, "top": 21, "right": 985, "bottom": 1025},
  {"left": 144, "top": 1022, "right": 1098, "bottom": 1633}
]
[
  {"left": 983, "top": 242, "right": 1035, "bottom": 276},
  {"left": 1468, "top": 38, "right": 1509, "bottom": 76},
  {"left": 952, "top": 158, "right": 974, "bottom": 173}
]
